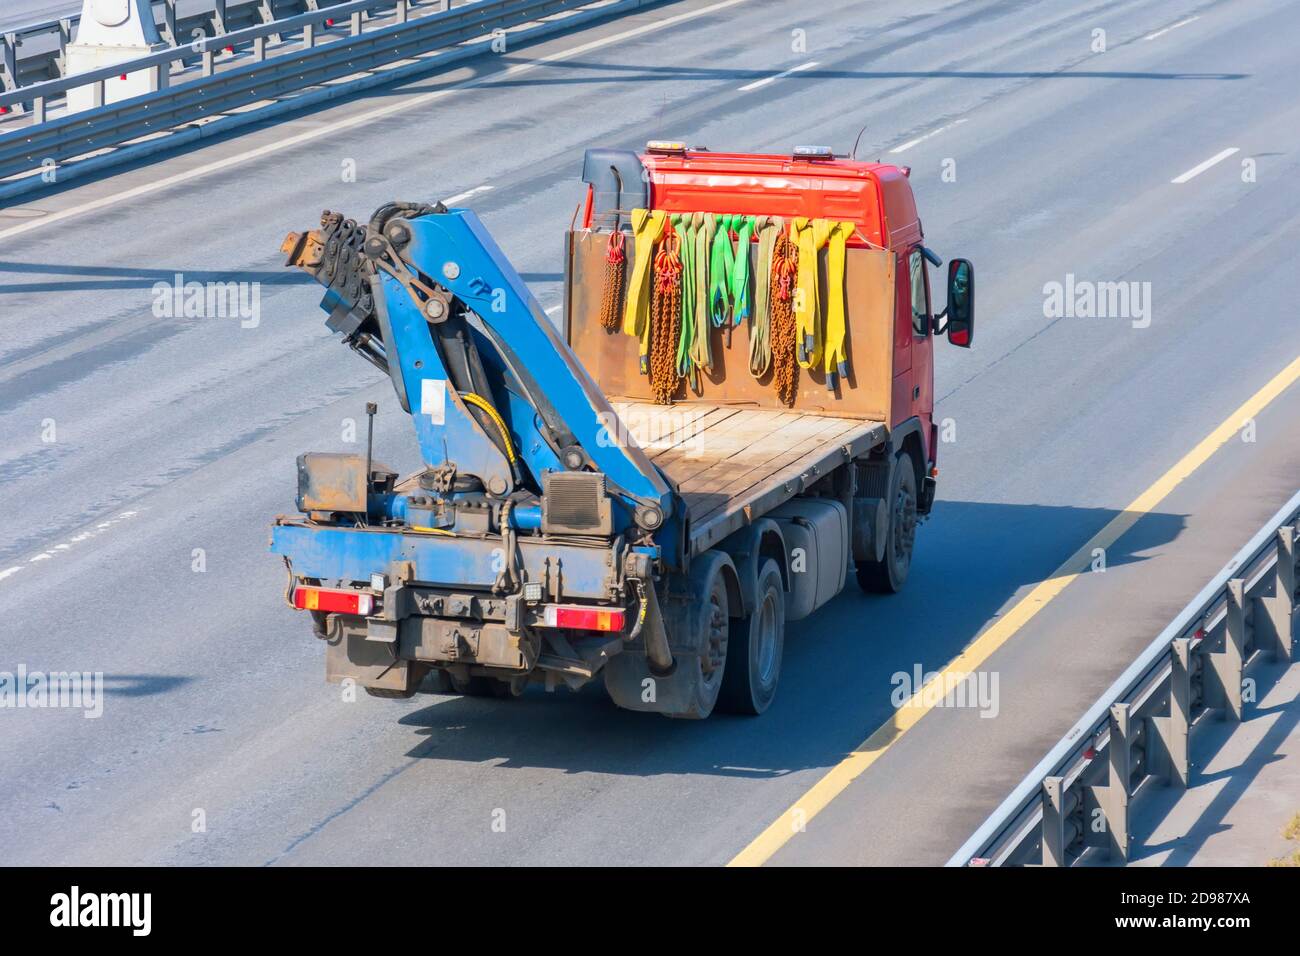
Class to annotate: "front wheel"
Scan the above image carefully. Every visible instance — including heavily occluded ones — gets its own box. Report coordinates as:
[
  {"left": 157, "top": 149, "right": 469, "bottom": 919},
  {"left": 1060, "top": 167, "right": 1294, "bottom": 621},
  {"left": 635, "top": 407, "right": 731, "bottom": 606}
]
[
  {"left": 856, "top": 450, "right": 918, "bottom": 594},
  {"left": 719, "top": 559, "right": 785, "bottom": 715}
]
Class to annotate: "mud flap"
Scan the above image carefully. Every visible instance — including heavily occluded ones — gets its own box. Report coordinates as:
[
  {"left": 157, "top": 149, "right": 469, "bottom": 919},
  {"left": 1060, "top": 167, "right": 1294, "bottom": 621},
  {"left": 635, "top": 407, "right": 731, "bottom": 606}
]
[{"left": 325, "top": 615, "right": 420, "bottom": 693}]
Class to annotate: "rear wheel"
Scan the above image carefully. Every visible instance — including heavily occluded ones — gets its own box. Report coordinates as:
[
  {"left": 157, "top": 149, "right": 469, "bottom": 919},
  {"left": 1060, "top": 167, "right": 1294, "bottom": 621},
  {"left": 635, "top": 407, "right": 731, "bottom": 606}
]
[
  {"left": 719, "top": 559, "right": 785, "bottom": 715},
  {"left": 448, "top": 673, "right": 520, "bottom": 698},
  {"left": 674, "top": 564, "right": 731, "bottom": 719},
  {"left": 856, "top": 450, "right": 918, "bottom": 594}
]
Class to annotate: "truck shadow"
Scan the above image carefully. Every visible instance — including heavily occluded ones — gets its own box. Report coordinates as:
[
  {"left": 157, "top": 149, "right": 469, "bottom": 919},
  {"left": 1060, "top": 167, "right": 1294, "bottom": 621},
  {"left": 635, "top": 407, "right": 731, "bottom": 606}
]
[{"left": 393, "top": 499, "right": 1186, "bottom": 779}]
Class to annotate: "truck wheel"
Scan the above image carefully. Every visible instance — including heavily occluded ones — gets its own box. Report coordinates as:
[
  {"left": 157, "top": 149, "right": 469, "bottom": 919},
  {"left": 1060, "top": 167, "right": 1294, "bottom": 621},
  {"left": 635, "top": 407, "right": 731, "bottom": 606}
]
[
  {"left": 449, "top": 674, "right": 514, "bottom": 698},
  {"left": 673, "top": 563, "right": 731, "bottom": 719},
  {"left": 856, "top": 450, "right": 917, "bottom": 594},
  {"left": 718, "top": 559, "right": 785, "bottom": 715}
]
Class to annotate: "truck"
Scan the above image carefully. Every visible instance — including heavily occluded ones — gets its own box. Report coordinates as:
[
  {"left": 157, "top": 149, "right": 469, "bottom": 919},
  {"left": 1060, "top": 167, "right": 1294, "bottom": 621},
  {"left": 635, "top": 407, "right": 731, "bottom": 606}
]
[{"left": 270, "top": 142, "right": 974, "bottom": 718}]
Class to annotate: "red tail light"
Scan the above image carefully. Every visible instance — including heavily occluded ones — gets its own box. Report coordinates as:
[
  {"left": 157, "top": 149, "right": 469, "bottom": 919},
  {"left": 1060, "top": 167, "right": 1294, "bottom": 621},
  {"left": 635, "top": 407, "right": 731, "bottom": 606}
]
[
  {"left": 293, "top": 586, "right": 374, "bottom": 616},
  {"left": 541, "top": 604, "right": 625, "bottom": 632}
]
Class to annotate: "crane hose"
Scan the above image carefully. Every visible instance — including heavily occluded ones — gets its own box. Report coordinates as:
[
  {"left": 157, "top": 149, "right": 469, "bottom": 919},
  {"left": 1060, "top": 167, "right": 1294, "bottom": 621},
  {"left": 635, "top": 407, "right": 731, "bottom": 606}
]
[{"left": 458, "top": 391, "right": 517, "bottom": 466}]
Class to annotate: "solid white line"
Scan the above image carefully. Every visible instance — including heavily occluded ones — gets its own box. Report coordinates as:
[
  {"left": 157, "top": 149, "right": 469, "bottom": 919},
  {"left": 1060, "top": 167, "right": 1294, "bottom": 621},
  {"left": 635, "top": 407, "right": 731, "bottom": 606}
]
[
  {"left": 0, "top": 0, "right": 751, "bottom": 243},
  {"left": 442, "top": 185, "right": 493, "bottom": 205},
  {"left": 1144, "top": 15, "right": 1199, "bottom": 40},
  {"left": 737, "top": 60, "right": 818, "bottom": 92},
  {"left": 889, "top": 118, "right": 967, "bottom": 154},
  {"left": 1171, "top": 147, "right": 1239, "bottom": 184}
]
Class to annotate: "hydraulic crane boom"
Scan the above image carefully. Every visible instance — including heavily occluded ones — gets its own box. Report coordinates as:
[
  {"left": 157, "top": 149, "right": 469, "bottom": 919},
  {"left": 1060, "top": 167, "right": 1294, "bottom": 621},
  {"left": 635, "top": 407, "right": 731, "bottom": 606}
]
[{"left": 281, "top": 202, "right": 674, "bottom": 528}]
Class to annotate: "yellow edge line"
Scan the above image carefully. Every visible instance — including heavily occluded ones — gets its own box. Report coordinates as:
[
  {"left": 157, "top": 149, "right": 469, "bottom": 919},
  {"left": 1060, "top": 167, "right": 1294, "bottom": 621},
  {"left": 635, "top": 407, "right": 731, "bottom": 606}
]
[{"left": 728, "top": 352, "right": 1300, "bottom": 867}]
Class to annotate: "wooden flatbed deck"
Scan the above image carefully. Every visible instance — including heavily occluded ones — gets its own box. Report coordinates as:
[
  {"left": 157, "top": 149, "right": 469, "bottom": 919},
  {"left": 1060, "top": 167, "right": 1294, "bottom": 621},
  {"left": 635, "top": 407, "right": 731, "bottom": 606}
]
[{"left": 610, "top": 400, "right": 888, "bottom": 554}]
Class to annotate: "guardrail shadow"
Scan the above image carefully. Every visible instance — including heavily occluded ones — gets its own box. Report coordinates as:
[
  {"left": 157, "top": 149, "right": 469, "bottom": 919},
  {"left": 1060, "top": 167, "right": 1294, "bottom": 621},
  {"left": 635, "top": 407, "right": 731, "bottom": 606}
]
[
  {"left": 455, "top": 61, "right": 1249, "bottom": 94},
  {"left": 0, "top": 259, "right": 311, "bottom": 295},
  {"left": 391, "top": 499, "right": 1187, "bottom": 780}
]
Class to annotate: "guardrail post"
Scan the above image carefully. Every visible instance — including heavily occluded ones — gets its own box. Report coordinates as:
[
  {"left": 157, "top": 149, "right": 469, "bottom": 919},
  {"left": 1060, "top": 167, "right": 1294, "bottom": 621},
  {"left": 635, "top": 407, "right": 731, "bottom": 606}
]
[
  {"left": 258, "top": 0, "right": 283, "bottom": 44},
  {"left": 1208, "top": 578, "right": 1247, "bottom": 722},
  {"left": 57, "top": 19, "right": 74, "bottom": 77},
  {"left": 202, "top": 47, "right": 215, "bottom": 76},
  {"left": 1040, "top": 776, "right": 1068, "bottom": 866},
  {"left": 32, "top": 95, "right": 46, "bottom": 124},
  {"left": 1255, "top": 525, "right": 1296, "bottom": 662},
  {"left": 1146, "top": 638, "right": 1190, "bottom": 789},
  {"left": 396, "top": 0, "right": 409, "bottom": 24},
  {"left": 254, "top": 34, "right": 266, "bottom": 61},
  {"left": 161, "top": 0, "right": 179, "bottom": 46},
  {"left": 212, "top": 0, "right": 228, "bottom": 36},
  {"left": 351, "top": 11, "right": 363, "bottom": 36},
  {"left": 1088, "top": 703, "right": 1131, "bottom": 861},
  {"left": 2, "top": 33, "right": 17, "bottom": 94}
]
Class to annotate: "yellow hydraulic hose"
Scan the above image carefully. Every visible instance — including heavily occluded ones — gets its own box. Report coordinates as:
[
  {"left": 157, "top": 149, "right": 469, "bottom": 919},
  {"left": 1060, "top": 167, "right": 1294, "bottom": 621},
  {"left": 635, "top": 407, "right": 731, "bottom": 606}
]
[{"left": 459, "top": 391, "right": 518, "bottom": 465}]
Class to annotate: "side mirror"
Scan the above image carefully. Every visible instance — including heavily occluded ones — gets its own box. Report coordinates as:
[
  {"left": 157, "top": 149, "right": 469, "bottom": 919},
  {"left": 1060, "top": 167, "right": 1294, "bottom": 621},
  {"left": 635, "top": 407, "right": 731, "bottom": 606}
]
[{"left": 944, "top": 258, "right": 973, "bottom": 347}]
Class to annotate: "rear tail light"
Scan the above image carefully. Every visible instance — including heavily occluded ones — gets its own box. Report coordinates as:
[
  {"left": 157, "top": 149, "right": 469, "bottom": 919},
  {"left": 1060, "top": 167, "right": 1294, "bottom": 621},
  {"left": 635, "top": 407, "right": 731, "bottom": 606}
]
[
  {"left": 293, "top": 586, "right": 374, "bottom": 616},
  {"left": 540, "top": 604, "right": 625, "bottom": 632}
]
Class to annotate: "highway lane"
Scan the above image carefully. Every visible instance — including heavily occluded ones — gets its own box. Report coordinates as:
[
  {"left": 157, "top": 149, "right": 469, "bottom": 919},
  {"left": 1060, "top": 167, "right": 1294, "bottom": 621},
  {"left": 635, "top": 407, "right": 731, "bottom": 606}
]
[
  {"left": 0, "top": 1, "right": 241, "bottom": 33},
  {"left": 1, "top": 0, "right": 1297, "bottom": 866},
  {"left": 0, "top": 3, "right": 80, "bottom": 31}
]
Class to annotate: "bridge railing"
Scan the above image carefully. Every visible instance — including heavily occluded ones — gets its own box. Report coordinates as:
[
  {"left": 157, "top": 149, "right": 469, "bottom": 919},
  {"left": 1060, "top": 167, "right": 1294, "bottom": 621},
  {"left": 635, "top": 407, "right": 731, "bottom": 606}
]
[
  {"left": 2, "top": 1, "right": 360, "bottom": 93},
  {"left": 0, "top": 0, "right": 642, "bottom": 185},
  {"left": 948, "top": 488, "right": 1299, "bottom": 866}
]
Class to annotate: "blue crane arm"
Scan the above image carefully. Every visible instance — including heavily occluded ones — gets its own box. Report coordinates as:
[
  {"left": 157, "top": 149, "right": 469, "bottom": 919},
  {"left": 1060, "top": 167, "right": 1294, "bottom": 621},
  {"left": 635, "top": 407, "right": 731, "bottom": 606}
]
[
  {"left": 281, "top": 203, "right": 675, "bottom": 527},
  {"left": 399, "top": 209, "right": 672, "bottom": 513}
]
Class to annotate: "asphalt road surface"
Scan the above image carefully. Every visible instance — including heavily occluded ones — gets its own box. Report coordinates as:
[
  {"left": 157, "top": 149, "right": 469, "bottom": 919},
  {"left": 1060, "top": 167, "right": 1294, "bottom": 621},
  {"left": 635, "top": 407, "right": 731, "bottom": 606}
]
[
  {"left": 1, "top": 0, "right": 1298, "bottom": 866},
  {"left": 0, "top": 2, "right": 84, "bottom": 32}
]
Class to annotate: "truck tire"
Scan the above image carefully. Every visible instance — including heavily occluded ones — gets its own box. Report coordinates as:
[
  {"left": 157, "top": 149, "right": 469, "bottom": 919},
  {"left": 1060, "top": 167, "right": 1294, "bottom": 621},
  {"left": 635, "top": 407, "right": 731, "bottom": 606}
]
[
  {"left": 672, "top": 561, "right": 731, "bottom": 719},
  {"left": 856, "top": 450, "right": 917, "bottom": 594},
  {"left": 718, "top": 559, "right": 785, "bottom": 715},
  {"left": 449, "top": 674, "right": 520, "bottom": 698}
]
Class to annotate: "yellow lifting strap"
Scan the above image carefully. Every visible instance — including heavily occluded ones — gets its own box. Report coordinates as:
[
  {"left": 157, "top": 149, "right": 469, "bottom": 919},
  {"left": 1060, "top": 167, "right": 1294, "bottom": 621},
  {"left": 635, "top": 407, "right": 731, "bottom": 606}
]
[
  {"left": 622, "top": 208, "right": 668, "bottom": 367},
  {"left": 791, "top": 217, "right": 833, "bottom": 370},
  {"left": 822, "top": 220, "right": 856, "bottom": 387}
]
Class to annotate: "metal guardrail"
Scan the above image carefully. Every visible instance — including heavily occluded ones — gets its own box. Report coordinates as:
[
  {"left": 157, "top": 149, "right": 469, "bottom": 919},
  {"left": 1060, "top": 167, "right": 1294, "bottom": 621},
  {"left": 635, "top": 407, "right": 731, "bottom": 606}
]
[
  {"left": 1, "top": 1, "right": 358, "bottom": 92},
  {"left": 0, "top": 0, "right": 624, "bottom": 182},
  {"left": 948, "top": 488, "right": 1300, "bottom": 867}
]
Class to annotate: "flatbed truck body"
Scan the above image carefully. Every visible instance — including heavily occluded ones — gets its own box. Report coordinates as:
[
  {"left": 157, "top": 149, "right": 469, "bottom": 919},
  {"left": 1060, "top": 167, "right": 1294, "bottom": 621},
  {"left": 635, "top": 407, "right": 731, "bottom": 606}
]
[{"left": 270, "top": 144, "right": 974, "bottom": 717}]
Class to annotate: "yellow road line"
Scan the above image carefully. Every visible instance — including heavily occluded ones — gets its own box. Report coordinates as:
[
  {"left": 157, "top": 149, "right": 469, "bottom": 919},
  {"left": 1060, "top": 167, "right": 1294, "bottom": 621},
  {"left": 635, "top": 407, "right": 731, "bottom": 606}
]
[{"left": 729, "top": 352, "right": 1300, "bottom": 867}]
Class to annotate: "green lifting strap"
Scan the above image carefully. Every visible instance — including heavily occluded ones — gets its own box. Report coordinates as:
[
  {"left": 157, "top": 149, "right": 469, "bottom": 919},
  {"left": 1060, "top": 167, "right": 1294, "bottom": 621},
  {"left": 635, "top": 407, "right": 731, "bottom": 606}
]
[
  {"left": 691, "top": 212, "right": 714, "bottom": 377},
  {"left": 674, "top": 213, "right": 695, "bottom": 377},
  {"left": 709, "top": 213, "right": 736, "bottom": 327},
  {"left": 729, "top": 214, "right": 756, "bottom": 326}
]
